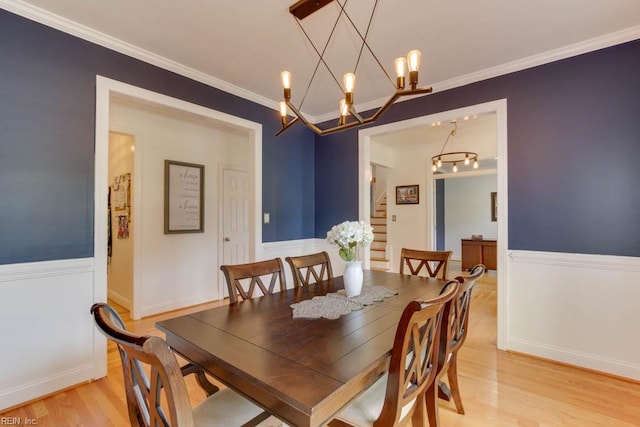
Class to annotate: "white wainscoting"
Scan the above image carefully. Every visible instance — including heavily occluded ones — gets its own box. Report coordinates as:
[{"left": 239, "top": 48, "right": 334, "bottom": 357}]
[
  {"left": 0, "top": 258, "right": 104, "bottom": 411},
  {"left": 506, "top": 250, "right": 640, "bottom": 380},
  {"left": 3, "top": 247, "right": 638, "bottom": 411}
]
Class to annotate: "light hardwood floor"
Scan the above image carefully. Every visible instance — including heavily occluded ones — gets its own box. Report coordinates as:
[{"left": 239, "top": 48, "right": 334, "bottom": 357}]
[{"left": 3, "top": 270, "right": 640, "bottom": 426}]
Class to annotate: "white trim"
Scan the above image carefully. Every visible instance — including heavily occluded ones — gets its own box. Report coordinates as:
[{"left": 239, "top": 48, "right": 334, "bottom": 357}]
[
  {"left": 358, "top": 99, "right": 508, "bottom": 349},
  {"left": 2, "top": 0, "right": 638, "bottom": 122},
  {"left": 509, "top": 250, "right": 640, "bottom": 271},
  {"left": 0, "top": 258, "right": 93, "bottom": 282}
]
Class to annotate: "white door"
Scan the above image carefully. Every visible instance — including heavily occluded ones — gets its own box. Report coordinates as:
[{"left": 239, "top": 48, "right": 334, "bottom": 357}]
[{"left": 221, "top": 169, "right": 250, "bottom": 297}]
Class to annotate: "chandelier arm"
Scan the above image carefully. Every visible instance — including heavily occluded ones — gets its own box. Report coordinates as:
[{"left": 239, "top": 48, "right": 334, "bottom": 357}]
[
  {"left": 369, "top": 87, "right": 433, "bottom": 122},
  {"left": 275, "top": 116, "right": 300, "bottom": 137},
  {"left": 280, "top": 87, "right": 433, "bottom": 136},
  {"left": 335, "top": 0, "right": 395, "bottom": 88}
]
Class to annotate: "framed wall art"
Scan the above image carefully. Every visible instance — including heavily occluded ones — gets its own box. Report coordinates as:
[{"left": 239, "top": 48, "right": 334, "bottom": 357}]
[
  {"left": 396, "top": 185, "right": 419, "bottom": 205},
  {"left": 164, "top": 160, "right": 204, "bottom": 233}
]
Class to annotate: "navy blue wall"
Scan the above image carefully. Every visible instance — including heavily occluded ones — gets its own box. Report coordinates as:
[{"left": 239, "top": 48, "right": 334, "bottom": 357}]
[
  {"left": 0, "top": 10, "right": 315, "bottom": 264},
  {"left": 314, "top": 40, "right": 640, "bottom": 257}
]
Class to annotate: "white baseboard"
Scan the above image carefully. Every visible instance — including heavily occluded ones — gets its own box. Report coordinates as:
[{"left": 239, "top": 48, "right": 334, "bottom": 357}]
[
  {"left": 0, "top": 364, "right": 95, "bottom": 411},
  {"left": 107, "top": 288, "right": 131, "bottom": 310},
  {"left": 139, "top": 291, "right": 217, "bottom": 319}
]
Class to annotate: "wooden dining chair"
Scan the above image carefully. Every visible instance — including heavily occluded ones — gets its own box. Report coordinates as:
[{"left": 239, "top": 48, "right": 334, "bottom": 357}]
[
  {"left": 285, "top": 251, "right": 333, "bottom": 288},
  {"left": 437, "top": 264, "right": 486, "bottom": 415},
  {"left": 328, "top": 281, "right": 458, "bottom": 427},
  {"left": 220, "top": 258, "right": 287, "bottom": 303},
  {"left": 399, "top": 248, "right": 453, "bottom": 280},
  {"left": 91, "top": 302, "right": 282, "bottom": 427}
]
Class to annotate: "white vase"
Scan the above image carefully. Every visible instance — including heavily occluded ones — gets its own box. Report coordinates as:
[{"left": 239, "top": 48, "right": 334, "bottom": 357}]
[{"left": 343, "top": 260, "right": 364, "bottom": 297}]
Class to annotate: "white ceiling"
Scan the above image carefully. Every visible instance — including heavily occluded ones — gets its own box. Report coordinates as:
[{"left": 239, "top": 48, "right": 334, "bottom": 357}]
[{"left": 4, "top": 0, "right": 640, "bottom": 122}]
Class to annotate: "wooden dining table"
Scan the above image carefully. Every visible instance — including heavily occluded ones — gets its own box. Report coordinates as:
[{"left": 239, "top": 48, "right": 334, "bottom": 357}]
[{"left": 156, "top": 270, "right": 448, "bottom": 427}]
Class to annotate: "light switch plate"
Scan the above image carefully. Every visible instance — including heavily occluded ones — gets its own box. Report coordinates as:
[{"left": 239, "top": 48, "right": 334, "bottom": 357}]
[
  {"left": 264, "top": 213, "right": 270, "bottom": 224},
  {"left": 392, "top": 215, "right": 397, "bottom": 222}
]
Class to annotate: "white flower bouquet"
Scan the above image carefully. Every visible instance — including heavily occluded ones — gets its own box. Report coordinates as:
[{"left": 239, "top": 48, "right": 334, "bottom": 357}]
[{"left": 326, "top": 220, "right": 374, "bottom": 262}]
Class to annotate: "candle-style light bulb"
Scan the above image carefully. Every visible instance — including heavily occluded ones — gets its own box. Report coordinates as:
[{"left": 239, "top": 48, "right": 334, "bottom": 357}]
[
  {"left": 432, "top": 162, "right": 437, "bottom": 172},
  {"left": 473, "top": 159, "right": 479, "bottom": 169},
  {"left": 339, "top": 99, "right": 349, "bottom": 125},
  {"left": 279, "top": 101, "right": 287, "bottom": 126},
  {"left": 464, "top": 154, "right": 470, "bottom": 166},
  {"left": 281, "top": 71, "right": 291, "bottom": 101},
  {"left": 281, "top": 71, "right": 291, "bottom": 89},
  {"left": 394, "top": 57, "right": 406, "bottom": 89},
  {"left": 343, "top": 73, "right": 355, "bottom": 105},
  {"left": 343, "top": 73, "right": 355, "bottom": 93},
  {"left": 407, "top": 50, "right": 421, "bottom": 89},
  {"left": 452, "top": 162, "right": 458, "bottom": 173},
  {"left": 339, "top": 99, "right": 349, "bottom": 117},
  {"left": 437, "top": 157, "right": 442, "bottom": 168}
]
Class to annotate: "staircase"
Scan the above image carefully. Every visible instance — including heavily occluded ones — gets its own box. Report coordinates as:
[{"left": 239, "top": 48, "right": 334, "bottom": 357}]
[{"left": 370, "top": 194, "right": 390, "bottom": 271}]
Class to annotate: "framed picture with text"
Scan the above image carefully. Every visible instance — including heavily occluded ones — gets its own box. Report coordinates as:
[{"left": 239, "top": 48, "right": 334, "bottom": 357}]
[
  {"left": 164, "top": 160, "right": 204, "bottom": 234},
  {"left": 396, "top": 185, "right": 419, "bottom": 205}
]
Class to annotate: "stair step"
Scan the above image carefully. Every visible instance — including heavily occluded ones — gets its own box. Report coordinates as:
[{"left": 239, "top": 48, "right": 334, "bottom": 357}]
[{"left": 371, "top": 256, "right": 389, "bottom": 262}]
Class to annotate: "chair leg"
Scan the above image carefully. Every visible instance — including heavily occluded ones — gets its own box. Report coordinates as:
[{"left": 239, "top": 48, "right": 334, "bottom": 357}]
[
  {"left": 425, "top": 383, "right": 440, "bottom": 427},
  {"left": 447, "top": 353, "right": 465, "bottom": 414},
  {"left": 411, "top": 390, "right": 429, "bottom": 427}
]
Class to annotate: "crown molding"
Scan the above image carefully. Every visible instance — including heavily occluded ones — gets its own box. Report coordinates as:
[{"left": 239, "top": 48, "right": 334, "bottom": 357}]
[
  {"left": 0, "top": 0, "right": 279, "bottom": 112},
  {"left": 2, "top": 0, "right": 639, "bottom": 123}
]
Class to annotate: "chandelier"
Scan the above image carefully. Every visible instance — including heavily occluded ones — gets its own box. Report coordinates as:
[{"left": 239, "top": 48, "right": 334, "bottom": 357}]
[
  {"left": 432, "top": 121, "right": 479, "bottom": 173},
  {"left": 277, "top": 0, "right": 433, "bottom": 136}
]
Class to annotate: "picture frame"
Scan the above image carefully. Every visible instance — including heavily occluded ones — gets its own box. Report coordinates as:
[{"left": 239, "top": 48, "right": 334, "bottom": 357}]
[
  {"left": 164, "top": 160, "right": 204, "bottom": 234},
  {"left": 491, "top": 191, "right": 497, "bottom": 222},
  {"left": 396, "top": 185, "right": 419, "bottom": 205}
]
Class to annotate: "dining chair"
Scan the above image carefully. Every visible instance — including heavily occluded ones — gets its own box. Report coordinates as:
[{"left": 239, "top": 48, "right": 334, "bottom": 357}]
[
  {"left": 328, "top": 281, "right": 458, "bottom": 427},
  {"left": 285, "top": 251, "right": 333, "bottom": 288},
  {"left": 220, "top": 258, "right": 287, "bottom": 303},
  {"left": 438, "top": 264, "right": 486, "bottom": 415},
  {"left": 91, "top": 302, "right": 283, "bottom": 427},
  {"left": 96, "top": 303, "right": 219, "bottom": 398},
  {"left": 399, "top": 248, "right": 453, "bottom": 280}
]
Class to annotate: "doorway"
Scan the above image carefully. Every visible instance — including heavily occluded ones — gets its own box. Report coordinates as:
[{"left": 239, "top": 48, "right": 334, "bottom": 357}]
[
  {"left": 357, "top": 99, "right": 508, "bottom": 349},
  {"left": 107, "top": 131, "right": 135, "bottom": 311},
  {"left": 95, "top": 76, "right": 263, "bottom": 319}
]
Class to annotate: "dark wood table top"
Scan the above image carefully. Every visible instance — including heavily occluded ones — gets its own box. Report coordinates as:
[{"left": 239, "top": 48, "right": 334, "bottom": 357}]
[{"left": 156, "top": 270, "right": 447, "bottom": 427}]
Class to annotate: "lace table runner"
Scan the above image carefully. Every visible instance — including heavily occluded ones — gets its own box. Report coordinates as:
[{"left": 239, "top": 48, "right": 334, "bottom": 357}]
[{"left": 290, "top": 285, "right": 398, "bottom": 319}]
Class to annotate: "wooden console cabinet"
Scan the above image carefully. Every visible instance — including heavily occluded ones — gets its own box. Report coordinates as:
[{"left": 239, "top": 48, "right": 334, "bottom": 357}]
[{"left": 461, "top": 239, "right": 497, "bottom": 271}]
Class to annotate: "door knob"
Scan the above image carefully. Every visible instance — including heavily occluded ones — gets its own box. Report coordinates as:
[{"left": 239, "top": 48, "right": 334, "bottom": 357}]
[{"left": 224, "top": 237, "right": 230, "bottom": 242}]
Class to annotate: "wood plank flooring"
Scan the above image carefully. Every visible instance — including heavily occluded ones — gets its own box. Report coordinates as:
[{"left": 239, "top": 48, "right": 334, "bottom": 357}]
[{"left": 2, "top": 270, "right": 640, "bottom": 426}]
